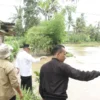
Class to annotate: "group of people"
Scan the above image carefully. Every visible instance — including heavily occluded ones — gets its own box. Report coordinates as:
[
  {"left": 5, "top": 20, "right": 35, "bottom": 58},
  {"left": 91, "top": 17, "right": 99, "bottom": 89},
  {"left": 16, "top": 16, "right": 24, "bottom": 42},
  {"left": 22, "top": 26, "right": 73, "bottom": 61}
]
[
  {"left": 0, "top": 42, "right": 100, "bottom": 100},
  {"left": 0, "top": 43, "right": 46, "bottom": 100}
]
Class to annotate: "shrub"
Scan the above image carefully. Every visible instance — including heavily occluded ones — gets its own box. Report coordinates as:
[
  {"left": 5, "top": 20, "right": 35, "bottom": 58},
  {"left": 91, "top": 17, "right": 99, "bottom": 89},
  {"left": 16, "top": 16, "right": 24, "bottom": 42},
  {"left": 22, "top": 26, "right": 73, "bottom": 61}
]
[
  {"left": 26, "top": 26, "right": 52, "bottom": 54},
  {"left": 66, "top": 33, "right": 91, "bottom": 43},
  {"left": 45, "top": 13, "right": 66, "bottom": 46},
  {"left": 16, "top": 88, "right": 41, "bottom": 100},
  {"left": 34, "top": 71, "right": 40, "bottom": 83},
  {"left": 26, "top": 13, "right": 66, "bottom": 54},
  {"left": 5, "top": 37, "right": 20, "bottom": 61}
]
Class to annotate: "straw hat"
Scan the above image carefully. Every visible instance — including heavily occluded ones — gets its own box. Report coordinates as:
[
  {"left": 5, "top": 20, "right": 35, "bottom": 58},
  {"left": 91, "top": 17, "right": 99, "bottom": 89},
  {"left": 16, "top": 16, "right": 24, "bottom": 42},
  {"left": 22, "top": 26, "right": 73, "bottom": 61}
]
[{"left": 0, "top": 44, "right": 12, "bottom": 59}]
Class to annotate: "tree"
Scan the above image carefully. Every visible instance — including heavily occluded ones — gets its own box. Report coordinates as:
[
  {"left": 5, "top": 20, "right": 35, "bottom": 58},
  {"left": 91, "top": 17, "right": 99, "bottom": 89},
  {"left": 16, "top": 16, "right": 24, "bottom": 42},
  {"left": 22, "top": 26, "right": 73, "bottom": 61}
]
[
  {"left": 38, "top": 0, "right": 60, "bottom": 20},
  {"left": 9, "top": 6, "right": 24, "bottom": 36},
  {"left": 62, "top": 6, "right": 76, "bottom": 31},
  {"left": 26, "top": 13, "right": 66, "bottom": 54},
  {"left": 86, "top": 24, "right": 100, "bottom": 41},
  {"left": 23, "top": 0, "right": 40, "bottom": 32},
  {"left": 75, "top": 13, "right": 86, "bottom": 34},
  {"left": 26, "top": 25, "right": 52, "bottom": 54},
  {"left": 65, "top": 6, "right": 76, "bottom": 31},
  {"left": 45, "top": 13, "right": 66, "bottom": 46}
]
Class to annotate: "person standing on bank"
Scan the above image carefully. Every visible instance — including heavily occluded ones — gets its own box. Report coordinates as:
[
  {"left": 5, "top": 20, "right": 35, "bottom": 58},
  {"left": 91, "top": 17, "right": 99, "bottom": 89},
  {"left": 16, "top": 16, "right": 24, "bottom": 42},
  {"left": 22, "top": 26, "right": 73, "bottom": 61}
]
[
  {"left": 15, "top": 44, "right": 47, "bottom": 91},
  {"left": 0, "top": 44, "right": 23, "bottom": 100},
  {"left": 39, "top": 45, "right": 100, "bottom": 100}
]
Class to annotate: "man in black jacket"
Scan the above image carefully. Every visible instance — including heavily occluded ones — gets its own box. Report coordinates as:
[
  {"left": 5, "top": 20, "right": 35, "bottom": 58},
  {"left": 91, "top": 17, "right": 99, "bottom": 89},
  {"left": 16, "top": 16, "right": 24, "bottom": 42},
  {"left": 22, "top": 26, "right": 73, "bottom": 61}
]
[{"left": 39, "top": 45, "right": 100, "bottom": 100}]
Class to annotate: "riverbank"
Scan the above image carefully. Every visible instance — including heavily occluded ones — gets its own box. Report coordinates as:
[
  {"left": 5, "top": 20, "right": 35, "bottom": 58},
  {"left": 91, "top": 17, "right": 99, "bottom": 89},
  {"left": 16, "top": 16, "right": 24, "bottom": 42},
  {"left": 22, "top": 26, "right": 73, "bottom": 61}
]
[{"left": 64, "top": 42, "right": 100, "bottom": 47}]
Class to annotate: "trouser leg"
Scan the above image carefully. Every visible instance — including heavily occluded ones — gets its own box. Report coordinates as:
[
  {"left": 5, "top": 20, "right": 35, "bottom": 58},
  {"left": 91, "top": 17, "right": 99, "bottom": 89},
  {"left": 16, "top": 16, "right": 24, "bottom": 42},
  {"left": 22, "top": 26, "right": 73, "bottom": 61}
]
[{"left": 21, "top": 76, "right": 32, "bottom": 91}]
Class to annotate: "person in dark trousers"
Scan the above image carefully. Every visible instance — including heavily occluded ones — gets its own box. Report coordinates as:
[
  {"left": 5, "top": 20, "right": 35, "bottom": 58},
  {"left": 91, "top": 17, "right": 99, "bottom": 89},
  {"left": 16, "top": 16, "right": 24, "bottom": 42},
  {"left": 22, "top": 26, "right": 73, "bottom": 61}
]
[
  {"left": 15, "top": 44, "right": 47, "bottom": 91},
  {"left": 39, "top": 45, "right": 100, "bottom": 100}
]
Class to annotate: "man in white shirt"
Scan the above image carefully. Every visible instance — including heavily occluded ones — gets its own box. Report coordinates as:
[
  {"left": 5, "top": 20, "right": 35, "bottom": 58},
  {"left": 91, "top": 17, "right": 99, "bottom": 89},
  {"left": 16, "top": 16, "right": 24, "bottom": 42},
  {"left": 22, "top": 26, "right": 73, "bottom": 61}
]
[{"left": 15, "top": 44, "right": 46, "bottom": 91}]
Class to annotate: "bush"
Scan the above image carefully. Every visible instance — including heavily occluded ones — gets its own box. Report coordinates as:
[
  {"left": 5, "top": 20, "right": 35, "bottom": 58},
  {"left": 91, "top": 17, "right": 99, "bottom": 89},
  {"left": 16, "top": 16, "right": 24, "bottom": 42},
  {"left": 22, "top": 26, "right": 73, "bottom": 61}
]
[
  {"left": 34, "top": 71, "right": 40, "bottom": 83},
  {"left": 26, "top": 26, "right": 52, "bottom": 54},
  {"left": 26, "top": 13, "right": 66, "bottom": 54},
  {"left": 5, "top": 37, "right": 20, "bottom": 61},
  {"left": 66, "top": 33, "right": 91, "bottom": 43},
  {"left": 5, "top": 36, "right": 26, "bottom": 48},
  {"left": 95, "top": 33, "right": 100, "bottom": 41},
  {"left": 16, "top": 88, "right": 41, "bottom": 100},
  {"left": 45, "top": 13, "right": 66, "bottom": 46},
  {"left": 5, "top": 36, "right": 27, "bottom": 61}
]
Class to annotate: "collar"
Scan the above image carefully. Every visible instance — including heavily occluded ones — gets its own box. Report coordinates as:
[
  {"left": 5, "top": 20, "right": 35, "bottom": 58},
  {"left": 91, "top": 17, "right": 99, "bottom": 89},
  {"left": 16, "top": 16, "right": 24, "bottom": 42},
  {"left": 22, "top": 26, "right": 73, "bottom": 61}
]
[{"left": 52, "top": 58, "right": 60, "bottom": 62}]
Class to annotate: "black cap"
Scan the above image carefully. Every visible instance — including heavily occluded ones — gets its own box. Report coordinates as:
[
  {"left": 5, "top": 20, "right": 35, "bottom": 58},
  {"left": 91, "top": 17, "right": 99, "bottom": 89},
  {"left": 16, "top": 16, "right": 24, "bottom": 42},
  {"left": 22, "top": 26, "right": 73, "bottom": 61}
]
[{"left": 22, "top": 44, "right": 29, "bottom": 48}]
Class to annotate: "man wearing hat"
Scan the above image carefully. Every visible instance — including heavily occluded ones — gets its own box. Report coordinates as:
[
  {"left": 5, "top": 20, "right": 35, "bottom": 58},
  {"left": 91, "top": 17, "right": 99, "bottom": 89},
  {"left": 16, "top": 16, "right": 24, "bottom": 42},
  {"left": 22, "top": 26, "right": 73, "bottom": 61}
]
[
  {"left": 0, "top": 44, "right": 23, "bottom": 100},
  {"left": 15, "top": 44, "right": 46, "bottom": 91}
]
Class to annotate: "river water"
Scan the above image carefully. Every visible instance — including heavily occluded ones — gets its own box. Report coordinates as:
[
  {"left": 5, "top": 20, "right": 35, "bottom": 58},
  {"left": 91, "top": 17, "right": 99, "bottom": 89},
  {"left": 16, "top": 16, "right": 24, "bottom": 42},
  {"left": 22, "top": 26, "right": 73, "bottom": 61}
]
[{"left": 65, "top": 46, "right": 100, "bottom": 100}]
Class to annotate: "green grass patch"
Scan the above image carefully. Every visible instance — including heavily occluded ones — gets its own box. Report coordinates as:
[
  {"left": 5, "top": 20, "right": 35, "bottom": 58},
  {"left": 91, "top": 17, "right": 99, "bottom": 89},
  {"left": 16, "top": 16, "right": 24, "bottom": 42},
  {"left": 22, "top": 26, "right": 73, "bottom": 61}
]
[
  {"left": 16, "top": 88, "right": 41, "bottom": 100},
  {"left": 65, "top": 42, "right": 100, "bottom": 47}
]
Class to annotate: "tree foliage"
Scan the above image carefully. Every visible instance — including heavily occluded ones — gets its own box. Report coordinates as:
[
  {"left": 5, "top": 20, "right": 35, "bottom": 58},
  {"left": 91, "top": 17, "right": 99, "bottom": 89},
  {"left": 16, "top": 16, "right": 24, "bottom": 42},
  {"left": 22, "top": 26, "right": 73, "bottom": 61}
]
[
  {"left": 67, "top": 13, "right": 100, "bottom": 43},
  {"left": 10, "top": 6, "right": 24, "bottom": 36},
  {"left": 45, "top": 13, "right": 66, "bottom": 46},
  {"left": 26, "top": 13, "right": 66, "bottom": 54},
  {"left": 23, "top": 0, "right": 40, "bottom": 31},
  {"left": 38, "top": 0, "right": 60, "bottom": 20},
  {"left": 63, "top": 6, "right": 76, "bottom": 31},
  {"left": 75, "top": 13, "right": 86, "bottom": 34},
  {"left": 26, "top": 26, "right": 52, "bottom": 54}
]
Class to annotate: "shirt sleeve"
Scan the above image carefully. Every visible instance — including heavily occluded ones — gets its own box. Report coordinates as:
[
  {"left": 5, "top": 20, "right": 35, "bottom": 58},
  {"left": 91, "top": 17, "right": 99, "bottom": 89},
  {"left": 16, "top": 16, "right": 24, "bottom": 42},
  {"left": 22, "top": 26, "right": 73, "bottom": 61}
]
[
  {"left": 27, "top": 54, "right": 40, "bottom": 62},
  {"left": 62, "top": 63, "right": 100, "bottom": 81},
  {"left": 8, "top": 68, "right": 19, "bottom": 88},
  {"left": 5, "top": 62, "right": 19, "bottom": 88}
]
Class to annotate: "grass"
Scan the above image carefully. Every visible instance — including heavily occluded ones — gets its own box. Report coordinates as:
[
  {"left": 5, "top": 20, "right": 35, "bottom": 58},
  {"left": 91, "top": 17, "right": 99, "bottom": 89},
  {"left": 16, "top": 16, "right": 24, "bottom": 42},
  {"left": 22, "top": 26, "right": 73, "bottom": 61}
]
[{"left": 16, "top": 87, "right": 41, "bottom": 100}]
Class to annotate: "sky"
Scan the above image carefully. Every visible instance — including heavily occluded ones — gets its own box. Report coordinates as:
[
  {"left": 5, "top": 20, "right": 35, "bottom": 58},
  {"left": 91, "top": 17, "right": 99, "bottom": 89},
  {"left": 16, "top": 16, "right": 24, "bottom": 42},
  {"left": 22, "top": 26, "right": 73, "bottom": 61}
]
[
  {"left": 0, "top": 0, "right": 22, "bottom": 22},
  {"left": 76, "top": 0, "right": 100, "bottom": 25},
  {"left": 0, "top": 0, "right": 100, "bottom": 25}
]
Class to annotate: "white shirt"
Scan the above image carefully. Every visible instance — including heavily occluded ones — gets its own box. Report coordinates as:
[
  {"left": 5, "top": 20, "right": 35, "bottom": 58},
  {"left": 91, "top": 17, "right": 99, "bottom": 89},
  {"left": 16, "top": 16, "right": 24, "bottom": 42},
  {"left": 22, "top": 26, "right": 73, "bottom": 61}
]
[{"left": 15, "top": 50, "right": 40, "bottom": 76}]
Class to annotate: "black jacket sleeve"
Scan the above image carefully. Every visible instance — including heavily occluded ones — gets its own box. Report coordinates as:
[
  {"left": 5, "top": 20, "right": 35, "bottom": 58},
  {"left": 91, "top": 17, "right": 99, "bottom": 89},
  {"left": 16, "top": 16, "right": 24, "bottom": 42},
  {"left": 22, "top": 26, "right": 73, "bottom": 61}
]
[
  {"left": 62, "top": 63, "right": 100, "bottom": 81},
  {"left": 39, "top": 68, "right": 44, "bottom": 99}
]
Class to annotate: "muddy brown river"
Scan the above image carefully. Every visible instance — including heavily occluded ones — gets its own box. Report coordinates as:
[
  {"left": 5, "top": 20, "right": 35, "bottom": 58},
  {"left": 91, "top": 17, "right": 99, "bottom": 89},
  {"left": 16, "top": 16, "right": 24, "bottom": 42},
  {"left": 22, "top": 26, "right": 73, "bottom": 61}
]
[
  {"left": 33, "top": 46, "right": 100, "bottom": 100},
  {"left": 65, "top": 46, "right": 100, "bottom": 100}
]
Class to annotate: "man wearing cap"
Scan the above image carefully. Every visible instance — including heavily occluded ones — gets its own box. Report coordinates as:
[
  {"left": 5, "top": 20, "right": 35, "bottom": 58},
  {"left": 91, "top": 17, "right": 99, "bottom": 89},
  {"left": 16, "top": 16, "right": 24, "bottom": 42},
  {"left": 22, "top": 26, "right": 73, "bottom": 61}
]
[
  {"left": 15, "top": 44, "right": 46, "bottom": 91},
  {"left": 39, "top": 45, "right": 100, "bottom": 100},
  {"left": 0, "top": 44, "right": 23, "bottom": 100}
]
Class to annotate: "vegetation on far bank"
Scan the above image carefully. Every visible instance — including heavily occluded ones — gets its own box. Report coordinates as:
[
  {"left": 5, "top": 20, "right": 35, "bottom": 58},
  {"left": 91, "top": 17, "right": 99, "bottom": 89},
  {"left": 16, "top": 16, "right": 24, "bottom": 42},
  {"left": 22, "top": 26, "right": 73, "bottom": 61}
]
[
  {"left": 64, "top": 42, "right": 100, "bottom": 47},
  {"left": 5, "top": 0, "right": 100, "bottom": 60}
]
